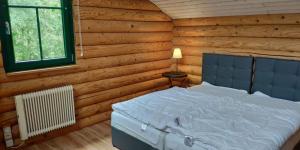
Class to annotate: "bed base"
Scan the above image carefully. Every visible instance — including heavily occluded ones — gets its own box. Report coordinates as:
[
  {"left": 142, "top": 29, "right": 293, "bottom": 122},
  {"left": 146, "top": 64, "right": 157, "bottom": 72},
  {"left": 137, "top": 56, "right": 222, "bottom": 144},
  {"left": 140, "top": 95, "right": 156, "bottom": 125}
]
[{"left": 112, "top": 127, "right": 158, "bottom": 150}]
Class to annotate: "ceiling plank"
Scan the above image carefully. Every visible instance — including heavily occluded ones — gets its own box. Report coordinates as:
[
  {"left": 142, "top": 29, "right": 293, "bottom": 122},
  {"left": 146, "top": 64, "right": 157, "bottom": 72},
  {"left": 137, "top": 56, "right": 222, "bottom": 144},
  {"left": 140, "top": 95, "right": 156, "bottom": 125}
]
[{"left": 150, "top": 0, "right": 300, "bottom": 18}]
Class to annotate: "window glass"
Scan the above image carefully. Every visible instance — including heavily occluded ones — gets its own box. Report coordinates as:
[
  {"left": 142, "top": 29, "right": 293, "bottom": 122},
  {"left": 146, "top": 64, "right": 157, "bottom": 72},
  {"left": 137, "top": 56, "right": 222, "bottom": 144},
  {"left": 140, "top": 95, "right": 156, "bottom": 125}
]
[
  {"left": 8, "top": 0, "right": 61, "bottom": 7},
  {"left": 9, "top": 8, "right": 41, "bottom": 62},
  {"left": 40, "top": 9, "right": 65, "bottom": 59}
]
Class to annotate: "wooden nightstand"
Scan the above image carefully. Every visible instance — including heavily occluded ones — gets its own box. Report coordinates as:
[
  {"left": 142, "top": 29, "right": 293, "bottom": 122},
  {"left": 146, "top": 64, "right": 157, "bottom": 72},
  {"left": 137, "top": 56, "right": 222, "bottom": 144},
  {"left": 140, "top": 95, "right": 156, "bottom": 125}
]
[{"left": 162, "top": 71, "right": 189, "bottom": 88}]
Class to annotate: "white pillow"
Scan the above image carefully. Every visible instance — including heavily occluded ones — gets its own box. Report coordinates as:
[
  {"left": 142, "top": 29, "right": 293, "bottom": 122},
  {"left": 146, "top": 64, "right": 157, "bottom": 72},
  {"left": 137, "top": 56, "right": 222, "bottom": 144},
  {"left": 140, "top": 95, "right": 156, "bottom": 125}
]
[
  {"left": 191, "top": 81, "right": 248, "bottom": 94},
  {"left": 252, "top": 91, "right": 270, "bottom": 98},
  {"left": 252, "top": 92, "right": 300, "bottom": 105},
  {"left": 201, "top": 81, "right": 213, "bottom": 87}
]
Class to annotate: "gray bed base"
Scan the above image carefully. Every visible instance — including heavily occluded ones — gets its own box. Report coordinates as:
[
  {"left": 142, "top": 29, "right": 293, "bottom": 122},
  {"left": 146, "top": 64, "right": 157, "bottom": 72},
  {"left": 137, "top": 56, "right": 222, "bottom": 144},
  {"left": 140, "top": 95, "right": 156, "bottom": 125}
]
[{"left": 112, "top": 127, "right": 158, "bottom": 150}]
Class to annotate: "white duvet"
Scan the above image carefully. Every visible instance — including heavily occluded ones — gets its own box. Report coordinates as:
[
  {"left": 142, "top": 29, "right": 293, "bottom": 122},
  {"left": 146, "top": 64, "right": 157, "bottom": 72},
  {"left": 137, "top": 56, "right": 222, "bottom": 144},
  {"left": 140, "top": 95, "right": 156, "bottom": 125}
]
[
  {"left": 166, "top": 95, "right": 300, "bottom": 150},
  {"left": 112, "top": 83, "right": 300, "bottom": 150},
  {"left": 113, "top": 87, "right": 214, "bottom": 129}
]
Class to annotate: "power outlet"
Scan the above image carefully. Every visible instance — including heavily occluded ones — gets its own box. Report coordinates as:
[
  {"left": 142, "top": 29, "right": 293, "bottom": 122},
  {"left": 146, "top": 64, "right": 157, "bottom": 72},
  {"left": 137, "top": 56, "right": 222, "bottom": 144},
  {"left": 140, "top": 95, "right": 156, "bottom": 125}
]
[
  {"left": 3, "top": 126, "right": 14, "bottom": 147},
  {"left": 5, "top": 139, "right": 14, "bottom": 148}
]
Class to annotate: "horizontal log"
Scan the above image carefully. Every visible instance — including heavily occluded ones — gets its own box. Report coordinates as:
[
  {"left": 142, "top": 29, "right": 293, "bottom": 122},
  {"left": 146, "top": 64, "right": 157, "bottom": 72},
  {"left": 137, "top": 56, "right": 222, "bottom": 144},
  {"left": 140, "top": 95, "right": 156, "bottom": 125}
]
[
  {"left": 178, "top": 65, "right": 202, "bottom": 76},
  {"left": 78, "top": 111, "right": 112, "bottom": 128},
  {"left": 111, "top": 85, "right": 169, "bottom": 105},
  {"left": 76, "top": 42, "right": 172, "bottom": 58},
  {"left": 78, "top": 51, "right": 171, "bottom": 70},
  {"left": 76, "top": 78, "right": 169, "bottom": 108},
  {"left": 173, "top": 25, "right": 300, "bottom": 38},
  {"left": 173, "top": 37, "right": 300, "bottom": 52},
  {"left": 75, "top": 99, "right": 115, "bottom": 120},
  {"left": 175, "top": 46, "right": 300, "bottom": 60},
  {"left": 75, "top": 49, "right": 170, "bottom": 60},
  {"left": 180, "top": 47, "right": 203, "bottom": 56},
  {"left": 73, "top": 68, "right": 169, "bottom": 96},
  {"left": 75, "top": 32, "right": 173, "bottom": 46},
  {"left": 74, "top": 20, "right": 173, "bottom": 33},
  {"left": 180, "top": 56, "right": 202, "bottom": 66},
  {"left": 0, "top": 111, "right": 17, "bottom": 126},
  {"left": 73, "top": 6, "right": 171, "bottom": 22},
  {"left": 76, "top": 84, "right": 169, "bottom": 119},
  {"left": 0, "top": 67, "right": 82, "bottom": 83},
  {"left": 0, "top": 98, "right": 15, "bottom": 114},
  {"left": 188, "top": 74, "right": 202, "bottom": 85},
  {"left": 170, "top": 63, "right": 178, "bottom": 72},
  {"left": 0, "top": 51, "right": 171, "bottom": 83},
  {"left": 173, "top": 13, "right": 300, "bottom": 26},
  {"left": 72, "top": 0, "right": 160, "bottom": 11},
  {"left": 76, "top": 42, "right": 172, "bottom": 52},
  {"left": 0, "top": 59, "right": 171, "bottom": 98}
]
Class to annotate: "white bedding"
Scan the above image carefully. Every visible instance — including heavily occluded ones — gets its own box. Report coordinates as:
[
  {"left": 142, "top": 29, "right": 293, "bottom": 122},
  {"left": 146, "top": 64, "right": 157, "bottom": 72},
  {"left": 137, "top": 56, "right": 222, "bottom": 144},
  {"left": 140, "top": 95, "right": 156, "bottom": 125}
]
[
  {"left": 113, "top": 83, "right": 248, "bottom": 130},
  {"left": 112, "top": 83, "right": 300, "bottom": 150},
  {"left": 166, "top": 94, "right": 300, "bottom": 150},
  {"left": 112, "top": 83, "right": 249, "bottom": 146},
  {"left": 111, "top": 112, "right": 166, "bottom": 149}
]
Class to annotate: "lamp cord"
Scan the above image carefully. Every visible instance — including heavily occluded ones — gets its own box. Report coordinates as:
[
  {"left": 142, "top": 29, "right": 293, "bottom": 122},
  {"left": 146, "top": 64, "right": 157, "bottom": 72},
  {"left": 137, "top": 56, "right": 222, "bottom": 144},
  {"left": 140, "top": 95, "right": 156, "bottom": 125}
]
[{"left": 176, "top": 59, "right": 179, "bottom": 72}]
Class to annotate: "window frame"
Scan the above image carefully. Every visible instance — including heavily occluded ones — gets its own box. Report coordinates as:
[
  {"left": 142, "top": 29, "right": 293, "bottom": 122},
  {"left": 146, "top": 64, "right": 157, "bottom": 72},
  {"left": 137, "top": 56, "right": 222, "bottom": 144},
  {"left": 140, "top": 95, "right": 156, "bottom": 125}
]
[{"left": 0, "top": 0, "right": 75, "bottom": 73}]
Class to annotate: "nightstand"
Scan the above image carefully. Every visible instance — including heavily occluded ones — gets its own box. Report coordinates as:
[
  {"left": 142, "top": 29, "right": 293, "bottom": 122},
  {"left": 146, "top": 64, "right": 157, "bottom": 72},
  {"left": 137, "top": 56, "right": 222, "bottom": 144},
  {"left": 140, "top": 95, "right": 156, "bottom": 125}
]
[{"left": 162, "top": 71, "right": 189, "bottom": 88}]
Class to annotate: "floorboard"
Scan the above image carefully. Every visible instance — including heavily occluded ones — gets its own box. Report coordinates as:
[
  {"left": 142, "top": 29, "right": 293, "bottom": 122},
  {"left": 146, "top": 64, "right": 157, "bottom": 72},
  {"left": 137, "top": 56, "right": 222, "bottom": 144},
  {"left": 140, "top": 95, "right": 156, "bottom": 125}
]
[{"left": 25, "top": 121, "right": 118, "bottom": 150}]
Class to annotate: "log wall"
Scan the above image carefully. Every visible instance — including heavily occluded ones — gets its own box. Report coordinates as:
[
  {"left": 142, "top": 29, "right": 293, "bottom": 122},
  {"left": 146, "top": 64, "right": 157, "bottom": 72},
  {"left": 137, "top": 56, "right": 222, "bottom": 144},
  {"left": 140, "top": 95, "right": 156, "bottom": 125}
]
[
  {"left": 173, "top": 13, "right": 300, "bottom": 85},
  {"left": 0, "top": 0, "right": 172, "bottom": 148}
]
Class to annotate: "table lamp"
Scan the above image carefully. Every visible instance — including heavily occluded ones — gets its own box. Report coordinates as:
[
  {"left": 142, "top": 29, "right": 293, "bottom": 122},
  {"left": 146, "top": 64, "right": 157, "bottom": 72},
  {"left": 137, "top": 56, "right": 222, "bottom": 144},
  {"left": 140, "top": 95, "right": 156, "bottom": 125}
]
[{"left": 173, "top": 48, "right": 182, "bottom": 72}]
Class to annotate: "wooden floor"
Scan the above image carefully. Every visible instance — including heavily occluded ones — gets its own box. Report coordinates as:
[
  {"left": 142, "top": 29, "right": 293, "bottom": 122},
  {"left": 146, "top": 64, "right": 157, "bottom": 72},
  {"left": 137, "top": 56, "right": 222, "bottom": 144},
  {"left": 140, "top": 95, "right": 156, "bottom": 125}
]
[{"left": 25, "top": 122, "right": 118, "bottom": 150}]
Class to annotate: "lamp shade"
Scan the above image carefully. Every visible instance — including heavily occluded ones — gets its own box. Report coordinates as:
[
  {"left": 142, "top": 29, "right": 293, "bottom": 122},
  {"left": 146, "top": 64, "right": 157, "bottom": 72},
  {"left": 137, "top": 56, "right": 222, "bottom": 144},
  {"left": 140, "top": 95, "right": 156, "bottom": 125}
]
[{"left": 172, "top": 48, "right": 182, "bottom": 59}]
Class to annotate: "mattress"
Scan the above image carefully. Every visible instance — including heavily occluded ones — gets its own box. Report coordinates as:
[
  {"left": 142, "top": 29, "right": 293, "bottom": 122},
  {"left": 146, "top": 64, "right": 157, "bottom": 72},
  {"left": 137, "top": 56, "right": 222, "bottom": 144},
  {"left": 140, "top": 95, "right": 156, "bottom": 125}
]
[
  {"left": 111, "top": 111, "right": 166, "bottom": 150},
  {"left": 165, "top": 129, "right": 300, "bottom": 150}
]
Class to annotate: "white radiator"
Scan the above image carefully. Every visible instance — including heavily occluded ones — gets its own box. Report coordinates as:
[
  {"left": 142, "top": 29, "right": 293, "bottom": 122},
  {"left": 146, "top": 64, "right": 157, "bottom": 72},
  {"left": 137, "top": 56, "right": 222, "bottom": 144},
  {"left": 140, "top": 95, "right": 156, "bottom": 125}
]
[{"left": 15, "top": 85, "right": 76, "bottom": 140}]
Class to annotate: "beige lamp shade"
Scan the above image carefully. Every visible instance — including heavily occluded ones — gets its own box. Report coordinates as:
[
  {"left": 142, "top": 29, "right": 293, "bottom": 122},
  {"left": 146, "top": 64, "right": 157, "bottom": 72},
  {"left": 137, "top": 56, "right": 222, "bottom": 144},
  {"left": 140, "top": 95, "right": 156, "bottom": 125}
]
[{"left": 172, "top": 48, "right": 182, "bottom": 59}]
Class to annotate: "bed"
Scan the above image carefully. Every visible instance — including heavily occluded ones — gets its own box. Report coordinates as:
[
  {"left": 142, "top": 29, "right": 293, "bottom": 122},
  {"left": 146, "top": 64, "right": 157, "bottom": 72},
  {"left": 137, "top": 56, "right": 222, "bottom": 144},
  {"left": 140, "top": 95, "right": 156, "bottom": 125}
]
[
  {"left": 252, "top": 57, "right": 300, "bottom": 150},
  {"left": 111, "top": 54, "right": 300, "bottom": 150}
]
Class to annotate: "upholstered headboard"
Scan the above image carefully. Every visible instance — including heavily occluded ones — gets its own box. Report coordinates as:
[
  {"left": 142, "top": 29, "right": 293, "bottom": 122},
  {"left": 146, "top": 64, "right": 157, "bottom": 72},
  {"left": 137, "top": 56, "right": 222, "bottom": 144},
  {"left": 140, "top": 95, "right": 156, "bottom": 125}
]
[
  {"left": 252, "top": 58, "right": 300, "bottom": 101},
  {"left": 202, "top": 53, "right": 253, "bottom": 92}
]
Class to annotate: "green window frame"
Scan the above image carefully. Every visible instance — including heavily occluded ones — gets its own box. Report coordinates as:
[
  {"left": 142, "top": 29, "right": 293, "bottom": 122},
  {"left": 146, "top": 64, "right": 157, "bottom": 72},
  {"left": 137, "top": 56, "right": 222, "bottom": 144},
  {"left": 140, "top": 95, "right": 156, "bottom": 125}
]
[{"left": 0, "top": 0, "right": 75, "bottom": 73}]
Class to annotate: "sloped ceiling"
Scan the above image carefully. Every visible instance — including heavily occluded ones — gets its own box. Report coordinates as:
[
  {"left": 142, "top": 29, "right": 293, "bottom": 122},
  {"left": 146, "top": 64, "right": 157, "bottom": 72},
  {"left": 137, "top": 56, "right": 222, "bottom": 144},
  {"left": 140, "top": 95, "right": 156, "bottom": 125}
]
[{"left": 149, "top": 0, "right": 300, "bottom": 19}]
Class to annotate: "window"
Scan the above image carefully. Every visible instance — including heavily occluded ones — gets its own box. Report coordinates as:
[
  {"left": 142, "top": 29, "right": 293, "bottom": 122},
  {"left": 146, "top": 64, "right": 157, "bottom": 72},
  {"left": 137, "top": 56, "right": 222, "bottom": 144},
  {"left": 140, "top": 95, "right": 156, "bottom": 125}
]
[{"left": 0, "top": 0, "right": 75, "bottom": 72}]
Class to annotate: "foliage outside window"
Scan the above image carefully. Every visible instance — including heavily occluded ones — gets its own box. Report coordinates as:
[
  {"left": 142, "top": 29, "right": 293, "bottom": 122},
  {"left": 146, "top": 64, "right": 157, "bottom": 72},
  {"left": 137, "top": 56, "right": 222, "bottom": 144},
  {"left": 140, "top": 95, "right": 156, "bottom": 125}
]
[{"left": 0, "top": 0, "right": 75, "bottom": 72}]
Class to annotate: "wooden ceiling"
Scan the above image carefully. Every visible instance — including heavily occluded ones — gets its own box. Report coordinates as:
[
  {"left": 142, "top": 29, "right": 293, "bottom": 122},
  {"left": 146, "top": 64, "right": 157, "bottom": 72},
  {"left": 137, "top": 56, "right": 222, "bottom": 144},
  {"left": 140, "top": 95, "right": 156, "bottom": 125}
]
[{"left": 149, "top": 0, "right": 300, "bottom": 19}]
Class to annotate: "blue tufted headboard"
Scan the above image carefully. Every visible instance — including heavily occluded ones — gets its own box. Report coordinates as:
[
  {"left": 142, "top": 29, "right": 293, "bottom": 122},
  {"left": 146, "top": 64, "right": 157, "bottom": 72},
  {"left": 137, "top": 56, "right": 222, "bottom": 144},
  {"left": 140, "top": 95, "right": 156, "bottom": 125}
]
[
  {"left": 252, "top": 57, "right": 300, "bottom": 101},
  {"left": 202, "top": 53, "right": 253, "bottom": 92}
]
